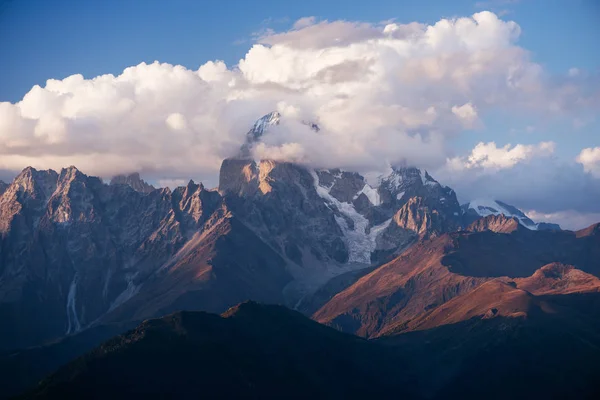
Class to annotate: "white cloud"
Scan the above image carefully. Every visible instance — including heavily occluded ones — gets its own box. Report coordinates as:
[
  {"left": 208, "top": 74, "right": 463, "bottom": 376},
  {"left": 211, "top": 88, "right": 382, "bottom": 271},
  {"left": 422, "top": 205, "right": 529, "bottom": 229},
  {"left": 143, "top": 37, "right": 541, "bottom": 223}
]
[
  {"left": 577, "top": 147, "right": 600, "bottom": 178},
  {"left": 256, "top": 19, "right": 382, "bottom": 49},
  {"left": 158, "top": 178, "right": 188, "bottom": 189},
  {"left": 451, "top": 102, "right": 479, "bottom": 128},
  {"left": 0, "top": 11, "right": 596, "bottom": 198},
  {"left": 437, "top": 142, "right": 600, "bottom": 219},
  {"left": 446, "top": 141, "right": 555, "bottom": 171},
  {"left": 293, "top": 16, "right": 317, "bottom": 30},
  {"left": 165, "top": 113, "right": 188, "bottom": 131},
  {"left": 525, "top": 209, "right": 600, "bottom": 231}
]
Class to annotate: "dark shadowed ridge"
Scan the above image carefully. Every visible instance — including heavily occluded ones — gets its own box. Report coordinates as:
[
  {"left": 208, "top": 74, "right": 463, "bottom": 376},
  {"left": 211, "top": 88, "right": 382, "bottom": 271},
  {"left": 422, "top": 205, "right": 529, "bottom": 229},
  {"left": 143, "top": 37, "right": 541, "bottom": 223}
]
[
  {"left": 381, "top": 293, "right": 600, "bottom": 400},
  {"left": 0, "top": 321, "right": 139, "bottom": 399},
  {"left": 20, "top": 301, "right": 419, "bottom": 400},
  {"left": 17, "top": 297, "right": 600, "bottom": 400}
]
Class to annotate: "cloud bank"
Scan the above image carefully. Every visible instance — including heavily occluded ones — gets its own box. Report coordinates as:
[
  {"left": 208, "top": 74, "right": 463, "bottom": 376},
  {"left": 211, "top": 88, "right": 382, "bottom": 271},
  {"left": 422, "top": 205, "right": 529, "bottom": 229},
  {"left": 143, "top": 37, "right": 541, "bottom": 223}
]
[
  {"left": 0, "top": 11, "right": 598, "bottom": 226},
  {"left": 438, "top": 141, "right": 600, "bottom": 227}
]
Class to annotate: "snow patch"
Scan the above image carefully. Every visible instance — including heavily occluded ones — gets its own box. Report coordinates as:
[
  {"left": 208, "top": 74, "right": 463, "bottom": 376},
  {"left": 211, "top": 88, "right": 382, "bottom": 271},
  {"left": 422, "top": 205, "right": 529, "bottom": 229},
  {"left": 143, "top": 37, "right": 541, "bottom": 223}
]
[
  {"left": 386, "top": 170, "right": 404, "bottom": 191},
  {"left": 467, "top": 199, "right": 538, "bottom": 230},
  {"left": 355, "top": 184, "right": 381, "bottom": 206},
  {"left": 468, "top": 199, "right": 501, "bottom": 217},
  {"left": 312, "top": 170, "right": 387, "bottom": 264},
  {"left": 251, "top": 111, "right": 280, "bottom": 136},
  {"left": 420, "top": 170, "right": 438, "bottom": 187},
  {"left": 284, "top": 216, "right": 392, "bottom": 309}
]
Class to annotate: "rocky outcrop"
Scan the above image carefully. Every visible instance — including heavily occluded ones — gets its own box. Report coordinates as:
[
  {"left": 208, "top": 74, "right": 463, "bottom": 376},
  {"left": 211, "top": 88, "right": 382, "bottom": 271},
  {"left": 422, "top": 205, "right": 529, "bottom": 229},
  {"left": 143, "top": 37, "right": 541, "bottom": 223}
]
[
  {"left": 110, "top": 173, "right": 155, "bottom": 193},
  {"left": 316, "top": 169, "right": 366, "bottom": 204},
  {"left": 219, "top": 159, "right": 349, "bottom": 266},
  {"left": 466, "top": 214, "right": 522, "bottom": 233}
]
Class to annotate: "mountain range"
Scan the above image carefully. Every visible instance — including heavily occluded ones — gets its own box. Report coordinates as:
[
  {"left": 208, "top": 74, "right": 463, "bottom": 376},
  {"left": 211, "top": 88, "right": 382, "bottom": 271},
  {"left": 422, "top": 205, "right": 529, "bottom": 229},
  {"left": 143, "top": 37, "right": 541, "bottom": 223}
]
[{"left": 1, "top": 112, "right": 598, "bottom": 398}]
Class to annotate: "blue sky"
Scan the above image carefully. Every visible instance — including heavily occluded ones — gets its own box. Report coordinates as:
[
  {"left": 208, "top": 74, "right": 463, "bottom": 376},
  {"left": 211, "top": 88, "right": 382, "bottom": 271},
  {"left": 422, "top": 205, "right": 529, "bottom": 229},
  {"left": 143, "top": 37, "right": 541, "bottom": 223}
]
[
  {"left": 0, "top": 0, "right": 599, "bottom": 228},
  {"left": 1, "top": 0, "right": 598, "bottom": 102},
  {"left": 1, "top": 0, "right": 598, "bottom": 157}
]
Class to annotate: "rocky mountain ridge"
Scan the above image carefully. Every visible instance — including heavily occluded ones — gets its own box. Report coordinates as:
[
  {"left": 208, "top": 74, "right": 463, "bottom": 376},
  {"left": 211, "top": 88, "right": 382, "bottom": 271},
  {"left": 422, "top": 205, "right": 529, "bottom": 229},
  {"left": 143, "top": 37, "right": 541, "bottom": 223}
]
[
  {"left": 462, "top": 198, "right": 561, "bottom": 230},
  {"left": 0, "top": 166, "right": 224, "bottom": 350},
  {"left": 0, "top": 112, "right": 567, "bottom": 352},
  {"left": 1, "top": 112, "right": 599, "bottom": 399},
  {"left": 314, "top": 215, "right": 600, "bottom": 338}
]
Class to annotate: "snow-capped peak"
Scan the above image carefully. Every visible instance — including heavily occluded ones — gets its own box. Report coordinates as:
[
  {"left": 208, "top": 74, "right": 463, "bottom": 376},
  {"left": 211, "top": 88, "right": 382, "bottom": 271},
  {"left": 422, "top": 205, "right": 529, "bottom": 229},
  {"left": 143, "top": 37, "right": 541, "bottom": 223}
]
[
  {"left": 377, "top": 166, "right": 440, "bottom": 193},
  {"left": 248, "top": 111, "right": 281, "bottom": 141},
  {"left": 463, "top": 199, "right": 560, "bottom": 231},
  {"left": 240, "top": 111, "right": 320, "bottom": 157}
]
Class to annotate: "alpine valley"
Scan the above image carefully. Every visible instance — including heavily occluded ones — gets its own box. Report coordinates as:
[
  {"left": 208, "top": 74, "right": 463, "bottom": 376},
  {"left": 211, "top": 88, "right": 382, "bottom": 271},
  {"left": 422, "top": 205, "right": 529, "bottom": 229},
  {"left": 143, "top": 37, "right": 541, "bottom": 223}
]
[{"left": 1, "top": 113, "right": 599, "bottom": 399}]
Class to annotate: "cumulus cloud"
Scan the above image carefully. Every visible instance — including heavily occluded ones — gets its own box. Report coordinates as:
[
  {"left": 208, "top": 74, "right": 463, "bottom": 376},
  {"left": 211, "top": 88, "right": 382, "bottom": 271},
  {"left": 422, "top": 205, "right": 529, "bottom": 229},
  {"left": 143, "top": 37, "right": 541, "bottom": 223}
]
[
  {"left": 451, "top": 103, "right": 479, "bottom": 128},
  {"left": 436, "top": 141, "right": 600, "bottom": 226},
  {"left": 0, "top": 10, "right": 597, "bottom": 219},
  {"left": 446, "top": 141, "right": 555, "bottom": 171},
  {"left": 577, "top": 147, "right": 600, "bottom": 178}
]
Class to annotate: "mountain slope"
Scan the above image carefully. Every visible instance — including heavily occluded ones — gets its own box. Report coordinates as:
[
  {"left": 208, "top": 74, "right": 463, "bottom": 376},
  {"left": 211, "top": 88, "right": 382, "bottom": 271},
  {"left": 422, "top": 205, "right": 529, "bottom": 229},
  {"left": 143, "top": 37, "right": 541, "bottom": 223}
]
[
  {"left": 22, "top": 302, "right": 418, "bottom": 400},
  {"left": 99, "top": 212, "right": 293, "bottom": 324},
  {"left": 0, "top": 321, "right": 138, "bottom": 399},
  {"left": 383, "top": 298, "right": 600, "bottom": 400},
  {"left": 19, "top": 300, "right": 600, "bottom": 400},
  {"left": 315, "top": 217, "right": 600, "bottom": 337}
]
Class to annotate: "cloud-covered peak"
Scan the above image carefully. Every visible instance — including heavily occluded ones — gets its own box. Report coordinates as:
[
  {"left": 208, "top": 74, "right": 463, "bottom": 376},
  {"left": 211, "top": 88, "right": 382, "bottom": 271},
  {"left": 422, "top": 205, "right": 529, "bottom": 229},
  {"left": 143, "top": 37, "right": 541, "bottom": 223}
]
[{"left": 0, "top": 11, "right": 597, "bottom": 226}]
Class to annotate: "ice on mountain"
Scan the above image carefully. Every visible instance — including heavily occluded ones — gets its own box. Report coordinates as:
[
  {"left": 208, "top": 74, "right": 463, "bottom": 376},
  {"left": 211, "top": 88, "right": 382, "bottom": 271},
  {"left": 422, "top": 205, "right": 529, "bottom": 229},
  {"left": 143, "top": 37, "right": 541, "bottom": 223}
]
[
  {"left": 250, "top": 111, "right": 281, "bottom": 139},
  {"left": 467, "top": 199, "right": 539, "bottom": 230},
  {"left": 420, "top": 170, "right": 438, "bottom": 187},
  {"left": 311, "top": 170, "right": 386, "bottom": 264},
  {"left": 356, "top": 184, "right": 381, "bottom": 206}
]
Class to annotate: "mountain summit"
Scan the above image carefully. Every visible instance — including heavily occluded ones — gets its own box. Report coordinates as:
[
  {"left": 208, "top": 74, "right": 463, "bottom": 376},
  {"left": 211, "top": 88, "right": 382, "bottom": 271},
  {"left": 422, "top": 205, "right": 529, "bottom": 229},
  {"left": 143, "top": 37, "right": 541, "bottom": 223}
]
[{"left": 462, "top": 199, "right": 561, "bottom": 231}]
